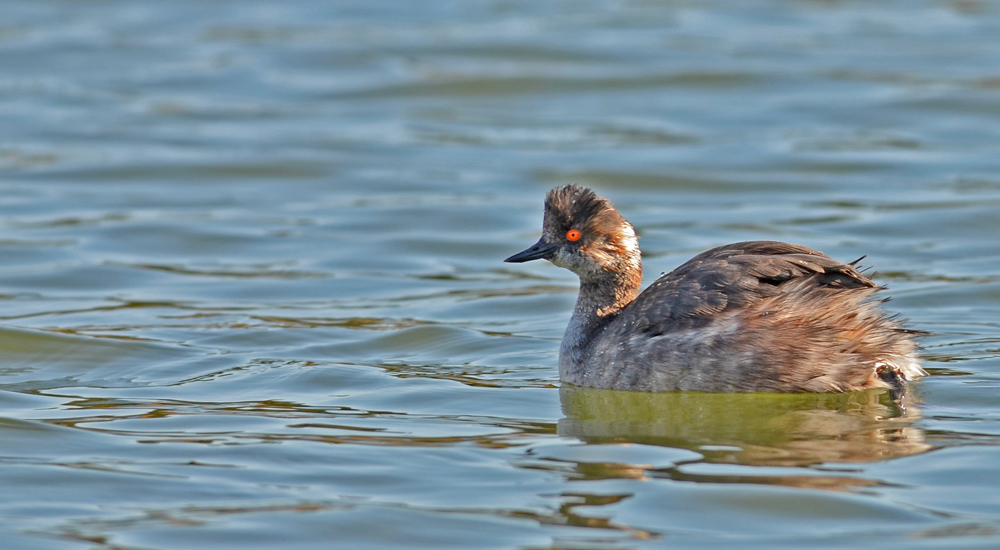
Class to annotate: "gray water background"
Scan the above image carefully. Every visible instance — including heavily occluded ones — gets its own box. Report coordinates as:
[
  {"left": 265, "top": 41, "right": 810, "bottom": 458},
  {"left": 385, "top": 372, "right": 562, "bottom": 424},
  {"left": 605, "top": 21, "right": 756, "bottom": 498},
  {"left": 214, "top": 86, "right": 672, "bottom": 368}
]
[{"left": 2, "top": 1, "right": 1000, "bottom": 548}]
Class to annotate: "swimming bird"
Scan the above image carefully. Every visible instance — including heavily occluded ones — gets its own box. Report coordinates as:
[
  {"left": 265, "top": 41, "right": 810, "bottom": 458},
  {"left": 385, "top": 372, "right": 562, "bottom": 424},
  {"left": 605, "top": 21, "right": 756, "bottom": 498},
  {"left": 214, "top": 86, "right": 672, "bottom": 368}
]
[{"left": 505, "top": 185, "right": 924, "bottom": 395}]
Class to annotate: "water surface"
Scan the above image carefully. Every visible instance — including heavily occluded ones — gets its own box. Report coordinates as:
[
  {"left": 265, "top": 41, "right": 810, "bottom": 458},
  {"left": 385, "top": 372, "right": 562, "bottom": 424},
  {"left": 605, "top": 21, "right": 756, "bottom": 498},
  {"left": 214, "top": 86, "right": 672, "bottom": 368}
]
[{"left": 2, "top": 1, "right": 1000, "bottom": 548}]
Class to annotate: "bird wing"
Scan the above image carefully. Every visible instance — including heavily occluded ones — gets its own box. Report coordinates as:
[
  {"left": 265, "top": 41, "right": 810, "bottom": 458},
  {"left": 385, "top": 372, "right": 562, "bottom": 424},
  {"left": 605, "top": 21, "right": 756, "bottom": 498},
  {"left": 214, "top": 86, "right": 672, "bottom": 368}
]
[{"left": 619, "top": 241, "right": 876, "bottom": 335}]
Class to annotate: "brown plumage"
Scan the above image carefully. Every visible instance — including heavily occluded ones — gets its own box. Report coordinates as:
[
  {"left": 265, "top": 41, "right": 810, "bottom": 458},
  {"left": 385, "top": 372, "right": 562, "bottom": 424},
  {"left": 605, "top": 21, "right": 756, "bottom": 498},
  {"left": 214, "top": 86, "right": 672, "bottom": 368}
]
[{"left": 505, "top": 185, "right": 924, "bottom": 395}]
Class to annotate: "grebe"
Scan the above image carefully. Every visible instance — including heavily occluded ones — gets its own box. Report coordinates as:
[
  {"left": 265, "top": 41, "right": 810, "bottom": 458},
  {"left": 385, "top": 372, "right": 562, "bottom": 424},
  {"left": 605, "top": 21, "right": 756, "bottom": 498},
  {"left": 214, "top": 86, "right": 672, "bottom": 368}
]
[{"left": 505, "top": 185, "right": 923, "bottom": 394}]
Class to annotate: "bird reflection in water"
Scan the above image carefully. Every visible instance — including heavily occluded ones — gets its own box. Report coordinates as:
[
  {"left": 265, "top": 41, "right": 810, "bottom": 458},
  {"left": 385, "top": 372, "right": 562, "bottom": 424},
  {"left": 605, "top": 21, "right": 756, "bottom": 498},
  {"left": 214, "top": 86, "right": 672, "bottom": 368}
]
[{"left": 555, "top": 385, "right": 930, "bottom": 491}]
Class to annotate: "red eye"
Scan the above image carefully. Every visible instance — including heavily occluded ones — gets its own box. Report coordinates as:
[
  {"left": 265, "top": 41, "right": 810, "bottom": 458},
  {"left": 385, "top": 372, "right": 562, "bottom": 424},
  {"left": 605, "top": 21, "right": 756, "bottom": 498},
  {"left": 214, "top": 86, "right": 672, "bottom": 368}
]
[{"left": 566, "top": 229, "right": 581, "bottom": 242}]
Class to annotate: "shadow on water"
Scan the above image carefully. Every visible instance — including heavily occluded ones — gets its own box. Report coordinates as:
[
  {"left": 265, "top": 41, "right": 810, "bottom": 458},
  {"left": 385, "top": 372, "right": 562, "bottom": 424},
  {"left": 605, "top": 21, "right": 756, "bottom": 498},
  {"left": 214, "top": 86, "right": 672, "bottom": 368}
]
[{"left": 556, "top": 385, "right": 932, "bottom": 489}]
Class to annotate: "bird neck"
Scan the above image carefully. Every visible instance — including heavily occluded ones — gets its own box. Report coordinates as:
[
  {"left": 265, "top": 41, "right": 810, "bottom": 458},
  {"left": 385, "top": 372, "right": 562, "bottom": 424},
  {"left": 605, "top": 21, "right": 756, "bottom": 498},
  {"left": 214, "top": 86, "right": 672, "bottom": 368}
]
[
  {"left": 573, "top": 258, "right": 642, "bottom": 323},
  {"left": 559, "top": 260, "right": 642, "bottom": 382}
]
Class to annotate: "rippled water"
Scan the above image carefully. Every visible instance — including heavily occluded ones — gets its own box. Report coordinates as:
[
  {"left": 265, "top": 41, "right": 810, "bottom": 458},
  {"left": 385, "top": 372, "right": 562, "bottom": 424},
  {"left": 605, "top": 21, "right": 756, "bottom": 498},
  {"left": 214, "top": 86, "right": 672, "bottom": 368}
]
[{"left": 2, "top": 1, "right": 1000, "bottom": 548}]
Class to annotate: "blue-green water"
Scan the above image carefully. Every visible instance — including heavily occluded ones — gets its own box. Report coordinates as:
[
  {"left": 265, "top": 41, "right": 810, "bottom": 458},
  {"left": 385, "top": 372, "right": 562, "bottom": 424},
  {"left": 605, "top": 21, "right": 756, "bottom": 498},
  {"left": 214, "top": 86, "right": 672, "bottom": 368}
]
[{"left": 2, "top": 1, "right": 1000, "bottom": 548}]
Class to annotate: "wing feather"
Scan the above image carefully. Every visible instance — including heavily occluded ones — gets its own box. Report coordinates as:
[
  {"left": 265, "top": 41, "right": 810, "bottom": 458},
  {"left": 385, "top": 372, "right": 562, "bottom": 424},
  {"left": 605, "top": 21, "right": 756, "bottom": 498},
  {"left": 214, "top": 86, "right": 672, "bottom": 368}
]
[{"left": 619, "top": 241, "right": 875, "bottom": 336}]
